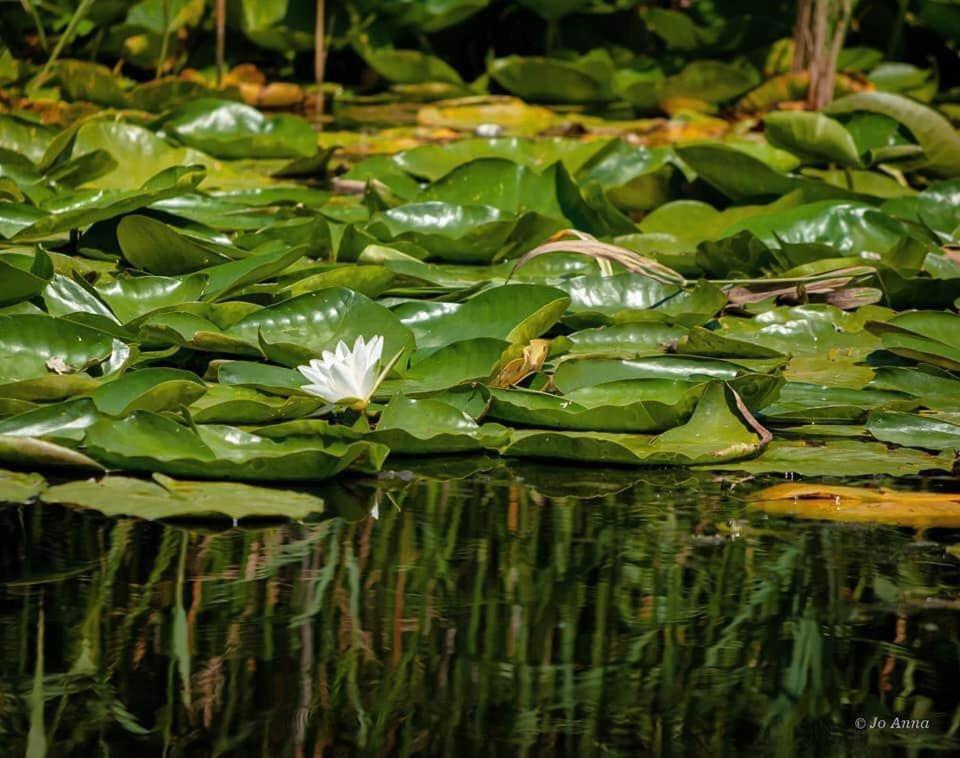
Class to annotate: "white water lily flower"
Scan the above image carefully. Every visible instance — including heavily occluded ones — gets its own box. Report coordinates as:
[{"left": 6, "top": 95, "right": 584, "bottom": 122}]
[{"left": 298, "top": 335, "right": 396, "bottom": 411}]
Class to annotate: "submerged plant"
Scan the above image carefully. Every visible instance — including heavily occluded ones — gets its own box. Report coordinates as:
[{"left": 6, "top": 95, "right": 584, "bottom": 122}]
[{"left": 297, "top": 335, "right": 398, "bottom": 412}]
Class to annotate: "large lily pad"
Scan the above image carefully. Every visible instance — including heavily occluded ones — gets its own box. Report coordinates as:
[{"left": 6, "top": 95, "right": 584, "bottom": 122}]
[
  {"left": 371, "top": 395, "right": 509, "bottom": 454},
  {"left": 41, "top": 474, "right": 326, "bottom": 521},
  {"left": 486, "top": 380, "right": 701, "bottom": 432},
  {"left": 227, "top": 288, "right": 415, "bottom": 365},
  {"left": 159, "top": 99, "right": 318, "bottom": 159},
  {"left": 501, "top": 383, "right": 767, "bottom": 466},
  {"left": 83, "top": 411, "right": 389, "bottom": 481},
  {"left": 392, "top": 284, "right": 569, "bottom": 349}
]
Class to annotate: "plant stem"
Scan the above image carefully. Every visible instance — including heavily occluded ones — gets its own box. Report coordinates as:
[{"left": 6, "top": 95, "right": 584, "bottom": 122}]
[
  {"left": 315, "top": 0, "right": 326, "bottom": 122},
  {"left": 791, "top": 0, "right": 812, "bottom": 72},
  {"left": 21, "top": 0, "right": 48, "bottom": 51},
  {"left": 215, "top": 0, "right": 226, "bottom": 86},
  {"left": 800, "top": 0, "right": 854, "bottom": 109},
  {"left": 156, "top": 0, "right": 171, "bottom": 78},
  {"left": 887, "top": 0, "right": 908, "bottom": 58},
  {"left": 27, "top": 0, "right": 96, "bottom": 93}
]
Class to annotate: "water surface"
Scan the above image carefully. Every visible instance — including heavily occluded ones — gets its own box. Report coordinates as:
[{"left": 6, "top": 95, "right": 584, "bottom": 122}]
[{"left": 2, "top": 465, "right": 959, "bottom": 756}]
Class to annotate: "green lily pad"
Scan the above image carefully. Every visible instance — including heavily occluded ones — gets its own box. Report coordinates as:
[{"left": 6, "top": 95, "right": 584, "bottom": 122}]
[
  {"left": 706, "top": 439, "right": 954, "bottom": 476},
  {"left": 0, "top": 467, "right": 45, "bottom": 503},
  {"left": 501, "top": 382, "right": 767, "bottom": 466},
  {"left": 867, "top": 410, "right": 960, "bottom": 451},
  {"left": 82, "top": 411, "right": 389, "bottom": 481},
  {"left": 0, "top": 398, "right": 102, "bottom": 443},
  {"left": 361, "top": 202, "right": 556, "bottom": 264},
  {"left": 0, "top": 314, "right": 114, "bottom": 383},
  {"left": 393, "top": 284, "right": 569, "bottom": 349},
  {"left": 489, "top": 50, "right": 617, "bottom": 104},
  {"left": 91, "top": 368, "right": 207, "bottom": 417},
  {"left": 228, "top": 287, "right": 415, "bottom": 366},
  {"left": 0, "top": 434, "right": 103, "bottom": 471},
  {"left": 159, "top": 98, "right": 318, "bottom": 159},
  {"left": 216, "top": 361, "right": 307, "bottom": 395},
  {"left": 486, "top": 379, "right": 701, "bottom": 432},
  {"left": 764, "top": 111, "right": 861, "bottom": 167},
  {"left": 553, "top": 356, "right": 784, "bottom": 410},
  {"left": 675, "top": 143, "right": 799, "bottom": 200},
  {"left": 371, "top": 395, "right": 509, "bottom": 454},
  {"left": 867, "top": 311, "right": 960, "bottom": 370},
  {"left": 0, "top": 249, "right": 53, "bottom": 307},
  {"left": 41, "top": 474, "right": 325, "bottom": 521},
  {"left": 189, "top": 383, "right": 324, "bottom": 424},
  {"left": 117, "top": 215, "right": 230, "bottom": 275},
  {"left": 759, "top": 382, "right": 916, "bottom": 424},
  {"left": 380, "top": 338, "right": 508, "bottom": 396},
  {"left": 96, "top": 272, "right": 209, "bottom": 324},
  {"left": 828, "top": 91, "right": 960, "bottom": 177}
]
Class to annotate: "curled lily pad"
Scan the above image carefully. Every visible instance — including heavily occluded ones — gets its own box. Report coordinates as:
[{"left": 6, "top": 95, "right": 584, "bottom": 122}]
[
  {"left": 675, "top": 143, "right": 799, "bottom": 200},
  {"left": 562, "top": 323, "right": 687, "bottom": 357},
  {"left": 867, "top": 311, "right": 960, "bottom": 370},
  {"left": 827, "top": 92, "right": 960, "bottom": 177},
  {"left": 91, "top": 368, "right": 207, "bottom": 417},
  {"left": 392, "top": 137, "right": 607, "bottom": 181},
  {"left": 117, "top": 215, "right": 230, "bottom": 275},
  {"left": 489, "top": 51, "right": 617, "bottom": 104},
  {"left": 216, "top": 361, "right": 307, "bottom": 395},
  {"left": 189, "top": 384, "right": 324, "bottom": 424},
  {"left": 419, "top": 158, "right": 629, "bottom": 236},
  {"left": 0, "top": 434, "right": 103, "bottom": 471},
  {"left": 0, "top": 249, "right": 53, "bottom": 307},
  {"left": 759, "top": 383, "right": 916, "bottom": 424},
  {"left": 868, "top": 366, "right": 960, "bottom": 410},
  {"left": 380, "top": 338, "right": 508, "bottom": 396},
  {"left": 559, "top": 275, "right": 725, "bottom": 328},
  {"left": 14, "top": 165, "right": 206, "bottom": 242},
  {"left": 96, "top": 273, "right": 209, "bottom": 324},
  {"left": 500, "top": 383, "right": 768, "bottom": 466},
  {"left": 553, "top": 356, "right": 784, "bottom": 410},
  {"left": 763, "top": 111, "right": 861, "bottom": 167},
  {"left": 486, "top": 380, "right": 701, "bottom": 433}
]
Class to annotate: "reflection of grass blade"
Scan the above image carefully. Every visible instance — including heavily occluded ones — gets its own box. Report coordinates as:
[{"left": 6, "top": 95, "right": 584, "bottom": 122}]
[
  {"left": 174, "top": 533, "right": 192, "bottom": 709},
  {"left": 26, "top": 602, "right": 46, "bottom": 758}
]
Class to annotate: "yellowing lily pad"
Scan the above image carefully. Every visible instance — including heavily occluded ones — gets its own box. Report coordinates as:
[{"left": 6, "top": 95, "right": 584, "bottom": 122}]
[{"left": 749, "top": 483, "right": 960, "bottom": 529}]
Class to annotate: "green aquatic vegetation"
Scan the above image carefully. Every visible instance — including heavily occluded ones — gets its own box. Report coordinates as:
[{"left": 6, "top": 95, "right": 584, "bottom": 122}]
[{"left": 1, "top": 14, "right": 960, "bottom": 498}]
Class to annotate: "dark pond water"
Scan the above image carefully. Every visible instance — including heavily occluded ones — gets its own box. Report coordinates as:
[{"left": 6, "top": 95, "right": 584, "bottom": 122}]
[{"left": 1, "top": 464, "right": 960, "bottom": 757}]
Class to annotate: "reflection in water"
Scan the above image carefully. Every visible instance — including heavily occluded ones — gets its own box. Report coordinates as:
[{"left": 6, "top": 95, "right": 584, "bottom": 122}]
[{"left": 1, "top": 466, "right": 959, "bottom": 756}]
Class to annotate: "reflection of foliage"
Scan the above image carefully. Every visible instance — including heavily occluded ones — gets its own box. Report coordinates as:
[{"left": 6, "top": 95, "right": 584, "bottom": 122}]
[{"left": 1, "top": 472, "right": 959, "bottom": 754}]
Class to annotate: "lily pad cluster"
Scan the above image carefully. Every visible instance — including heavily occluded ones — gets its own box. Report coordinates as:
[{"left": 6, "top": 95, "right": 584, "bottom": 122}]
[{"left": 1, "top": 87, "right": 960, "bottom": 489}]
